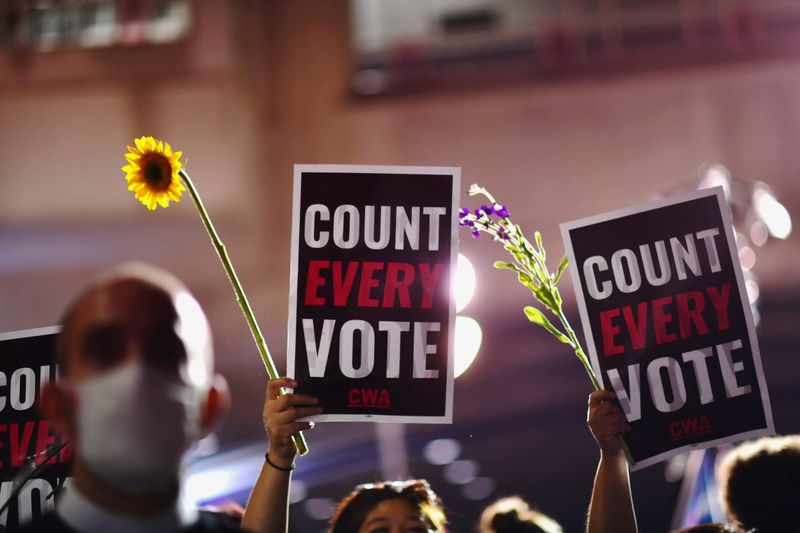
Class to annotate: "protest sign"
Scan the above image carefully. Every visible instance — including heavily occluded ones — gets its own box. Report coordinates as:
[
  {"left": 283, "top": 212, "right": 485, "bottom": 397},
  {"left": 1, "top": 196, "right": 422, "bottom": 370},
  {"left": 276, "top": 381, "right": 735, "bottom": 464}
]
[
  {"left": 0, "top": 326, "right": 71, "bottom": 529},
  {"left": 287, "top": 165, "right": 459, "bottom": 423},
  {"left": 561, "top": 187, "right": 773, "bottom": 470}
]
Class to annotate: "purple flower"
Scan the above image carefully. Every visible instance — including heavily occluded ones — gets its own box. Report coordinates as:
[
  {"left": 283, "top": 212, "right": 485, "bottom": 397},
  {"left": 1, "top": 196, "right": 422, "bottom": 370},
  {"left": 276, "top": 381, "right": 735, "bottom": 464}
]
[
  {"left": 471, "top": 228, "right": 481, "bottom": 238},
  {"left": 458, "top": 207, "right": 470, "bottom": 219},
  {"left": 493, "top": 203, "right": 509, "bottom": 217},
  {"left": 479, "top": 205, "right": 494, "bottom": 217},
  {"left": 461, "top": 219, "right": 474, "bottom": 227},
  {"left": 498, "top": 227, "right": 510, "bottom": 240}
]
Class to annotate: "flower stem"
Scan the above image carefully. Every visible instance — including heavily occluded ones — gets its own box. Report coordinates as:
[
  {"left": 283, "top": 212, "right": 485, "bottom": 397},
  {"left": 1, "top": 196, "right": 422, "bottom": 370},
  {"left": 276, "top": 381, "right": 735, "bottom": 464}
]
[
  {"left": 557, "top": 302, "right": 633, "bottom": 462},
  {"left": 179, "top": 169, "right": 308, "bottom": 456}
]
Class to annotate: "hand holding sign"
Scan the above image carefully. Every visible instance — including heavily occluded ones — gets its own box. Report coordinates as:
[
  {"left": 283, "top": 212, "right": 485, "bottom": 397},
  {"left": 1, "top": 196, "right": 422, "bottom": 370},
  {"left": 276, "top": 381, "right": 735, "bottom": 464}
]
[
  {"left": 262, "top": 378, "right": 321, "bottom": 468},
  {"left": 587, "top": 390, "right": 631, "bottom": 458}
]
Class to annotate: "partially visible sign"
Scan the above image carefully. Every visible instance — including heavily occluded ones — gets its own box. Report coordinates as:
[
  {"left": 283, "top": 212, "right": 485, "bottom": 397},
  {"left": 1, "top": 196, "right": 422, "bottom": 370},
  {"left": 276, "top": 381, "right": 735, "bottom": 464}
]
[
  {"left": 0, "top": 326, "right": 71, "bottom": 529},
  {"left": 288, "top": 165, "right": 459, "bottom": 423},
  {"left": 561, "top": 188, "right": 773, "bottom": 470}
]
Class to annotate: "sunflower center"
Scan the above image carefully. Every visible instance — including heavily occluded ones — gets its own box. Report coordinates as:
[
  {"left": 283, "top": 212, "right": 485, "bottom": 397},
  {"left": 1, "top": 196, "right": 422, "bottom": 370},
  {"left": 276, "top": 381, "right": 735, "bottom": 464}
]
[{"left": 141, "top": 153, "right": 173, "bottom": 191}]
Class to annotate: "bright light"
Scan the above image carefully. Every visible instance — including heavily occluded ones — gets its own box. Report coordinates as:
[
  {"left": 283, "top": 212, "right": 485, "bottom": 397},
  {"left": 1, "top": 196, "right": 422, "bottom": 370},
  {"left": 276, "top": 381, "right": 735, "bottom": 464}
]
[
  {"left": 699, "top": 164, "right": 732, "bottom": 200},
  {"left": 175, "top": 291, "right": 211, "bottom": 387},
  {"left": 745, "top": 279, "right": 760, "bottom": 304},
  {"left": 738, "top": 246, "right": 756, "bottom": 271},
  {"left": 454, "top": 253, "right": 476, "bottom": 313},
  {"left": 454, "top": 316, "right": 481, "bottom": 378},
  {"left": 443, "top": 459, "right": 478, "bottom": 485},
  {"left": 304, "top": 498, "right": 335, "bottom": 521},
  {"left": 461, "top": 477, "right": 496, "bottom": 500},
  {"left": 753, "top": 185, "right": 792, "bottom": 239},
  {"left": 749, "top": 220, "right": 769, "bottom": 247},
  {"left": 424, "top": 438, "right": 462, "bottom": 465},
  {"left": 289, "top": 480, "right": 308, "bottom": 504}
]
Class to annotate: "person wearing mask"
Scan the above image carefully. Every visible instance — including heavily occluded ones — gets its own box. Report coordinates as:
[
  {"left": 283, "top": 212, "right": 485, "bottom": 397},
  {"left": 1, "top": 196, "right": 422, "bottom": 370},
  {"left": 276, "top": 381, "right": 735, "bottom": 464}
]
[{"left": 19, "top": 263, "right": 298, "bottom": 533}]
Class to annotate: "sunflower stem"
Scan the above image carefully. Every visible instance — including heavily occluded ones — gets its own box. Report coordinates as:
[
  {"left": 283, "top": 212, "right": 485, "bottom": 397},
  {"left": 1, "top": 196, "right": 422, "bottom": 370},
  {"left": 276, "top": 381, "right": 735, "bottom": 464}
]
[{"left": 179, "top": 169, "right": 309, "bottom": 456}]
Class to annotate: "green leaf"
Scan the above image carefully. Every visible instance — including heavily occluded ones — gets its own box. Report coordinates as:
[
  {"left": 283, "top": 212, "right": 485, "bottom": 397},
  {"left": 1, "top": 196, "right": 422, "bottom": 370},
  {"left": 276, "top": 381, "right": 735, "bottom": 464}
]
[
  {"left": 535, "top": 230, "right": 543, "bottom": 252},
  {"left": 494, "top": 261, "right": 518, "bottom": 271},
  {"left": 552, "top": 286, "right": 563, "bottom": 308},
  {"left": 554, "top": 254, "right": 569, "bottom": 283},
  {"left": 532, "top": 285, "right": 556, "bottom": 310},
  {"left": 517, "top": 271, "right": 537, "bottom": 291},
  {"left": 523, "top": 306, "right": 571, "bottom": 343}
]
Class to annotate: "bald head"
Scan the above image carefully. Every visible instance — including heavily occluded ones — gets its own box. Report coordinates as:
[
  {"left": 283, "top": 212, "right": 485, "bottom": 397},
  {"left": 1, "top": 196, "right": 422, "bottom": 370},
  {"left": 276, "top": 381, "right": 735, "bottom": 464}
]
[{"left": 58, "top": 263, "right": 213, "bottom": 387}]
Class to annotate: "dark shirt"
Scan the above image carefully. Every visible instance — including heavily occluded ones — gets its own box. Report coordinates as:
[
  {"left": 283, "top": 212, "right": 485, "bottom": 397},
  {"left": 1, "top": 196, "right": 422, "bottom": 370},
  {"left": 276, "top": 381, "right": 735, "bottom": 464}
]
[{"left": 15, "top": 510, "right": 244, "bottom": 533}]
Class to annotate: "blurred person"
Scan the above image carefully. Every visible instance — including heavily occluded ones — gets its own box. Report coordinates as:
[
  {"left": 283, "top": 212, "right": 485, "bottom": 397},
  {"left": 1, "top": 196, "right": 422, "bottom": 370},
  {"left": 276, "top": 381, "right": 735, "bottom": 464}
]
[
  {"left": 18, "top": 262, "right": 292, "bottom": 533},
  {"left": 718, "top": 434, "right": 800, "bottom": 533},
  {"left": 329, "top": 479, "right": 446, "bottom": 533},
  {"left": 478, "top": 495, "right": 562, "bottom": 533}
]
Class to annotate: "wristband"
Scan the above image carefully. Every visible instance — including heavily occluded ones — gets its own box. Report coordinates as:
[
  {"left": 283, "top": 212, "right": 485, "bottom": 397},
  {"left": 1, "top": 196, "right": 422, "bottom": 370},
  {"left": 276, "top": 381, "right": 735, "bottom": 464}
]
[{"left": 265, "top": 452, "right": 295, "bottom": 472}]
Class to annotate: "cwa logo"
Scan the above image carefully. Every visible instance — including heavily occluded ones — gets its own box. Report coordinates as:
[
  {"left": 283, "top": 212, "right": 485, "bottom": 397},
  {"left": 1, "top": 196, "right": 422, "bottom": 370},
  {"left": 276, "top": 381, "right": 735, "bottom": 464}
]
[
  {"left": 348, "top": 388, "right": 391, "bottom": 409},
  {"left": 668, "top": 415, "right": 712, "bottom": 441}
]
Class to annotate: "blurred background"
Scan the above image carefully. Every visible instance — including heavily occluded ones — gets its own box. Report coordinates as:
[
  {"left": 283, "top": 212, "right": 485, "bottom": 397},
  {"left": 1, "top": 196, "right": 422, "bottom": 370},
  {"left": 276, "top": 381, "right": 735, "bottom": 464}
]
[{"left": 1, "top": 1, "right": 799, "bottom": 531}]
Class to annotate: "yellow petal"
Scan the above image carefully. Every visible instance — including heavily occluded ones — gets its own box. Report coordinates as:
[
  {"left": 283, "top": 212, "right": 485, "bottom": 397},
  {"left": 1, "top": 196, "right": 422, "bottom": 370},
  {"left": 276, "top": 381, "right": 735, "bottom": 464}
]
[{"left": 134, "top": 137, "right": 147, "bottom": 152}]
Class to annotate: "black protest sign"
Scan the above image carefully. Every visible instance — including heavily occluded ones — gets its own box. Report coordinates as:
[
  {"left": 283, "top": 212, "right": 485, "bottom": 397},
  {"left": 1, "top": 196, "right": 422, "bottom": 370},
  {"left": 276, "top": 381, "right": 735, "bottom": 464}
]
[
  {"left": 561, "top": 188, "right": 773, "bottom": 470},
  {"left": 0, "top": 327, "right": 71, "bottom": 529},
  {"left": 288, "top": 165, "right": 459, "bottom": 423}
]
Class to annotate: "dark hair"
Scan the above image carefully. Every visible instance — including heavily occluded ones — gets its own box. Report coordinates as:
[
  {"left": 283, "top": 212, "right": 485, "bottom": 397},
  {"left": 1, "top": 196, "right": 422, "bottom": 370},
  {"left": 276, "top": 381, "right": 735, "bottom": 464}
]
[
  {"left": 478, "top": 496, "right": 562, "bottom": 533},
  {"left": 718, "top": 435, "right": 800, "bottom": 533},
  {"left": 329, "top": 479, "right": 446, "bottom": 533}
]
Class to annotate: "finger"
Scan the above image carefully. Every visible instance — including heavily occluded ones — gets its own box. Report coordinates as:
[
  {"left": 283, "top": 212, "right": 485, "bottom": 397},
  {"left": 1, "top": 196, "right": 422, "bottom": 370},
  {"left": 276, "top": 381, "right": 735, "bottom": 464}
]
[
  {"left": 290, "top": 394, "right": 319, "bottom": 406},
  {"left": 589, "top": 389, "right": 617, "bottom": 406},
  {"left": 595, "top": 400, "right": 623, "bottom": 416},
  {"left": 268, "top": 406, "right": 323, "bottom": 427},
  {"left": 273, "top": 422, "right": 316, "bottom": 439},
  {"left": 277, "top": 393, "right": 319, "bottom": 407},
  {"left": 606, "top": 420, "right": 629, "bottom": 435},
  {"left": 594, "top": 409, "right": 630, "bottom": 430},
  {"left": 266, "top": 377, "right": 298, "bottom": 399},
  {"left": 292, "top": 405, "right": 323, "bottom": 418},
  {"left": 600, "top": 402, "right": 627, "bottom": 420},
  {"left": 269, "top": 394, "right": 320, "bottom": 413}
]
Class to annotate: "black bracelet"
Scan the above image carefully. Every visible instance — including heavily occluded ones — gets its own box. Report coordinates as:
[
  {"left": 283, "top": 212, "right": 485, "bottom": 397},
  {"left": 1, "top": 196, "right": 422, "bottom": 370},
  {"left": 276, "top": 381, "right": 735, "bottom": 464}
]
[{"left": 265, "top": 452, "right": 295, "bottom": 472}]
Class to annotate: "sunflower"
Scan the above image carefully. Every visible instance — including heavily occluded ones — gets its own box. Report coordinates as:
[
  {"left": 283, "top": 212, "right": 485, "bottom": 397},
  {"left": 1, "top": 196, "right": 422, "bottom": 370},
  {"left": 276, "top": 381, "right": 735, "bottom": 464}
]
[{"left": 122, "top": 136, "right": 186, "bottom": 210}]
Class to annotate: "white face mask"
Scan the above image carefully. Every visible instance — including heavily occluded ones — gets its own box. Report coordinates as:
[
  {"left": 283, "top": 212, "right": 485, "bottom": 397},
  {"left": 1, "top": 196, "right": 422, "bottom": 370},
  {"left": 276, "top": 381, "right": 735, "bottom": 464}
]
[{"left": 69, "top": 361, "right": 203, "bottom": 494}]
